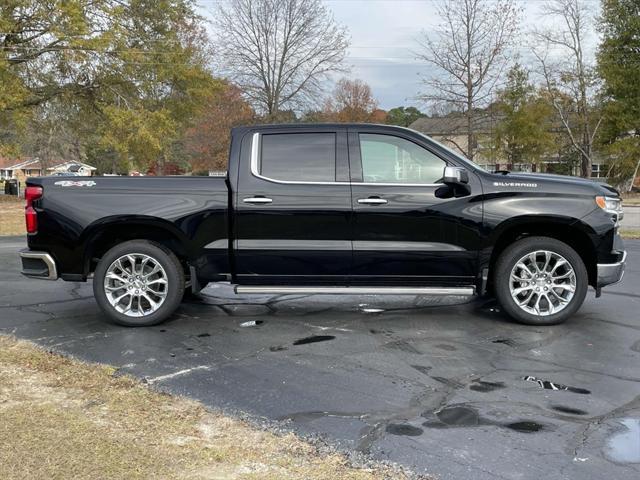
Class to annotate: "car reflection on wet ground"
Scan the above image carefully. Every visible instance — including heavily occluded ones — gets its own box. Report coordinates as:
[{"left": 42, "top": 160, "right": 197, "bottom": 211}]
[{"left": 1, "top": 236, "right": 639, "bottom": 480}]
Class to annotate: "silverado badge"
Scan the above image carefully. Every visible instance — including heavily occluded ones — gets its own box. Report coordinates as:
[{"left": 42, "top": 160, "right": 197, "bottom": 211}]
[{"left": 493, "top": 181, "right": 538, "bottom": 188}]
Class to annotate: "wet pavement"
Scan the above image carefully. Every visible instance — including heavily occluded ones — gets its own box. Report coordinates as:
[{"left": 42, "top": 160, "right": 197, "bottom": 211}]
[{"left": 1, "top": 236, "right": 639, "bottom": 480}]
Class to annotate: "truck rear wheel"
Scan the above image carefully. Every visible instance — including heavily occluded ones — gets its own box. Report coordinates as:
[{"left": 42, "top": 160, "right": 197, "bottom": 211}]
[
  {"left": 494, "top": 236, "right": 588, "bottom": 325},
  {"left": 93, "top": 240, "right": 184, "bottom": 326}
]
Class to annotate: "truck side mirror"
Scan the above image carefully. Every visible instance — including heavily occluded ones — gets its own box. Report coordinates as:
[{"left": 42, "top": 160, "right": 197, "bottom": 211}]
[{"left": 443, "top": 166, "right": 469, "bottom": 185}]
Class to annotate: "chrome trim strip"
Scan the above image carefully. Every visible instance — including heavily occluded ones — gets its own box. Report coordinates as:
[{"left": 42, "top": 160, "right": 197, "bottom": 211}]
[
  {"left": 204, "top": 239, "right": 229, "bottom": 249},
  {"left": 250, "top": 132, "right": 350, "bottom": 185},
  {"left": 597, "top": 251, "right": 627, "bottom": 287},
  {"left": 19, "top": 250, "right": 58, "bottom": 280},
  {"left": 235, "top": 286, "right": 475, "bottom": 295},
  {"left": 233, "top": 239, "right": 465, "bottom": 251},
  {"left": 353, "top": 241, "right": 466, "bottom": 251},
  {"left": 357, "top": 181, "right": 445, "bottom": 187},
  {"left": 237, "top": 239, "right": 351, "bottom": 250},
  {"left": 249, "top": 132, "right": 445, "bottom": 187}
]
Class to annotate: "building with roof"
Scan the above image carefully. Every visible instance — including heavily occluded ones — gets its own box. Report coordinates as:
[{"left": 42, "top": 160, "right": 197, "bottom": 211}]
[
  {"left": 47, "top": 161, "right": 96, "bottom": 176},
  {"left": 0, "top": 158, "right": 43, "bottom": 182},
  {"left": 409, "top": 115, "right": 608, "bottom": 178}
]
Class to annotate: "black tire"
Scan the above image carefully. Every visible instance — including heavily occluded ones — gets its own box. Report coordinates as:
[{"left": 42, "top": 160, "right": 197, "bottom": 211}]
[
  {"left": 494, "top": 236, "right": 588, "bottom": 325},
  {"left": 93, "top": 240, "right": 185, "bottom": 326}
]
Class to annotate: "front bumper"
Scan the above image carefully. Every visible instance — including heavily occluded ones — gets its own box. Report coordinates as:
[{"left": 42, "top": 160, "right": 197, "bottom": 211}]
[
  {"left": 597, "top": 251, "right": 626, "bottom": 288},
  {"left": 19, "top": 249, "right": 58, "bottom": 280}
]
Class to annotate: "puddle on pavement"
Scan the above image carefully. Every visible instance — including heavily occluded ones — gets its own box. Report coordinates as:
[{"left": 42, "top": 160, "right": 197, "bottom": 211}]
[
  {"left": 386, "top": 423, "right": 423, "bottom": 436},
  {"left": 477, "top": 299, "right": 502, "bottom": 315},
  {"left": 469, "top": 380, "right": 505, "bottom": 392},
  {"left": 422, "top": 404, "right": 549, "bottom": 434},
  {"left": 552, "top": 405, "right": 588, "bottom": 415},
  {"left": 606, "top": 419, "right": 640, "bottom": 463},
  {"left": 523, "top": 375, "right": 591, "bottom": 394},
  {"left": 369, "top": 328, "right": 393, "bottom": 335},
  {"left": 385, "top": 340, "right": 421, "bottom": 354},
  {"left": 436, "top": 406, "right": 485, "bottom": 426},
  {"left": 239, "top": 320, "right": 264, "bottom": 327},
  {"left": 505, "top": 421, "right": 544, "bottom": 433},
  {"left": 432, "top": 376, "right": 464, "bottom": 389},
  {"left": 293, "top": 335, "right": 335, "bottom": 345},
  {"left": 411, "top": 365, "right": 432, "bottom": 376}
]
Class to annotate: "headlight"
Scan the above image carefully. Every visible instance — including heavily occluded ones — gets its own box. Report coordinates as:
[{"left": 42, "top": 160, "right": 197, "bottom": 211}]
[{"left": 595, "top": 195, "right": 624, "bottom": 221}]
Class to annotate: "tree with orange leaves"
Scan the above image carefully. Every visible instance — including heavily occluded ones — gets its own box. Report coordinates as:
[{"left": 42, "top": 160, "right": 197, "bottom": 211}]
[
  {"left": 184, "top": 83, "right": 254, "bottom": 174},
  {"left": 324, "top": 78, "right": 380, "bottom": 123}
]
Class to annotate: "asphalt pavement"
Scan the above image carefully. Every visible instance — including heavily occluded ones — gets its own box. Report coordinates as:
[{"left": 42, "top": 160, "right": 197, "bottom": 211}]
[
  {"left": 621, "top": 205, "right": 640, "bottom": 228},
  {"left": 1, "top": 236, "right": 639, "bottom": 480}
]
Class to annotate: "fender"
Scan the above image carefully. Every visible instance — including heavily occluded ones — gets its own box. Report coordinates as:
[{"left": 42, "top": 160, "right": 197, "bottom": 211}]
[
  {"left": 80, "top": 215, "right": 195, "bottom": 275},
  {"left": 486, "top": 214, "right": 596, "bottom": 249},
  {"left": 480, "top": 214, "right": 600, "bottom": 288}
]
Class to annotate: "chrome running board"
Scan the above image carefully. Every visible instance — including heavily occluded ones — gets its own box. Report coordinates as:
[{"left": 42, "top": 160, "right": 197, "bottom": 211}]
[{"left": 234, "top": 286, "right": 476, "bottom": 295}]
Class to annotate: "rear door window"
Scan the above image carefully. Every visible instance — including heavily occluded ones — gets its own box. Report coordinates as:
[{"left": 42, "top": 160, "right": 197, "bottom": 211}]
[{"left": 260, "top": 133, "right": 336, "bottom": 182}]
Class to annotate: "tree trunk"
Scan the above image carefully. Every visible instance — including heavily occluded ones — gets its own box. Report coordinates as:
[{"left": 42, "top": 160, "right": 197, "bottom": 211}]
[
  {"left": 467, "top": 80, "right": 474, "bottom": 161},
  {"left": 580, "top": 131, "right": 591, "bottom": 178},
  {"left": 467, "top": 111, "right": 474, "bottom": 161},
  {"left": 630, "top": 157, "right": 640, "bottom": 192}
]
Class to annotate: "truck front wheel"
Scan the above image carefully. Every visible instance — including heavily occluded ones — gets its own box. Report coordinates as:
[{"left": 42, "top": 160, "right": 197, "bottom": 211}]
[
  {"left": 494, "top": 237, "right": 588, "bottom": 325},
  {"left": 93, "top": 240, "right": 185, "bottom": 326}
]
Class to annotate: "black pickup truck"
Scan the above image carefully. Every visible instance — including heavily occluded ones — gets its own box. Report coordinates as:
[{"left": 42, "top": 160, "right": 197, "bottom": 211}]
[{"left": 20, "top": 123, "right": 626, "bottom": 326}]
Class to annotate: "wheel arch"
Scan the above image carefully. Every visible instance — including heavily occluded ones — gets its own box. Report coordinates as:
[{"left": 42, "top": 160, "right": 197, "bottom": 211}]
[
  {"left": 80, "top": 216, "right": 193, "bottom": 277},
  {"left": 485, "top": 216, "right": 598, "bottom": 292}
]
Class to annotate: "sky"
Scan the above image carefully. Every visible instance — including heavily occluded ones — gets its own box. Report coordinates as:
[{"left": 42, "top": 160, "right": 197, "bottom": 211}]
[{"left": 198, "top": 0, "right": 601, "bottom": 111}]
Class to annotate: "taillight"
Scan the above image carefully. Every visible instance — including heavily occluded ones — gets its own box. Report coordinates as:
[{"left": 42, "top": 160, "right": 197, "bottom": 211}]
[{"left": 25, "top": 185, "right": 43, "bottom": 234}]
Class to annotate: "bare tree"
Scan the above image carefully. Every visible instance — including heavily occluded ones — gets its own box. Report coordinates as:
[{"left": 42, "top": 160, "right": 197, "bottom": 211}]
[
  {"left": 532, "top": 0, "right": 601, "bottom": 178},
  {"left": 213, "top": 0, "right": 349, "bottom": 117},
  {"left": 415, "top": 0, "right": 520, "bottom": 161}
]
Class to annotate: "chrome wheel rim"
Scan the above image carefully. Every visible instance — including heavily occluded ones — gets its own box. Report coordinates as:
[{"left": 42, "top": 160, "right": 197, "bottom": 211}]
[
  {"left": 104, "top": 253, "right": 168, "bottom": 317},
  {"left": 509, "top": 250, "right": 576, "bottom": 317}
]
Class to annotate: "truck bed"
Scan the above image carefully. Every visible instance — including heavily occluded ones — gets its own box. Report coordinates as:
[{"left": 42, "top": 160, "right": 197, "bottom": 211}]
[{"left": 26, "top": 175, "right": 230, "bottom": 281}]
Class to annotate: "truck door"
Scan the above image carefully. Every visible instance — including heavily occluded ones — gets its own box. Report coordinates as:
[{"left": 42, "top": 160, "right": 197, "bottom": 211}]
[
  {"left": 348, "top": 127, "right": 481, "bottom": 286},
  {"left": 233, "top": 127, "right": 352, "bottom": 285}
]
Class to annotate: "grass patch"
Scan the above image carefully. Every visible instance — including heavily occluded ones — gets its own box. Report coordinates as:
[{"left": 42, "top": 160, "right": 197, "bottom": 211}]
[
  {"left": 620, "top": 229, "right": 640, "bottom": 240},
  {"left": 0, "top": 195, "right": 24, "bottom": 236},
  {"left": 0, "top": 335, "right": 412, "bottom": 480},
  {"left": 622, "top": 192, "right": 640, "bottom": 206}
]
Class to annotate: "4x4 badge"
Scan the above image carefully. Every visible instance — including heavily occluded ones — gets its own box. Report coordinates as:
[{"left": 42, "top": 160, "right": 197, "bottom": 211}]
[{"left": 54, "top": 180, "right": 96, "bottom": 187}]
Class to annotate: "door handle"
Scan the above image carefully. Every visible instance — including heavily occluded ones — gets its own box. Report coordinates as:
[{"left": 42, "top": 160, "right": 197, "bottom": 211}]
[
  {"left": 243, "top": 196, "right": 273, "bottom": 204},
  {"left": 357, "top": 197, "right": 387, "bottom": 205}
]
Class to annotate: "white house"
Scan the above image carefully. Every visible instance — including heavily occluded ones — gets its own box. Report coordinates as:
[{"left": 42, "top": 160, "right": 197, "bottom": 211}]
[
  {"left": 47, "top": 161, "right": 96, "bottom": 176},
  {"left": 0, "top": 158, "right": 43, "bottom": 181}
]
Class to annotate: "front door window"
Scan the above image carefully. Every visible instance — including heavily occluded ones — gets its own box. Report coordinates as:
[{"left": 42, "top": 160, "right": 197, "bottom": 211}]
[{"left": 359, "top": 133, "right": 446, "bottom": 184}]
